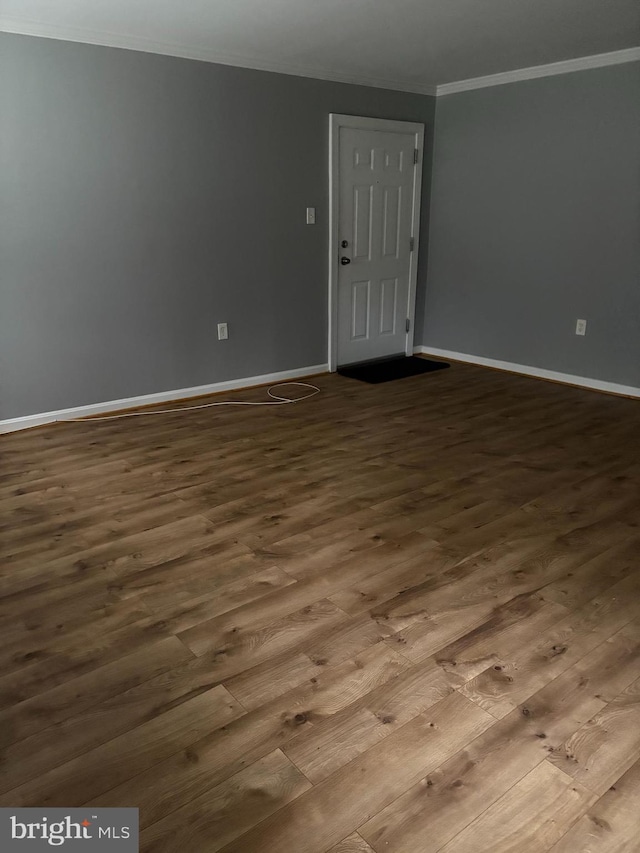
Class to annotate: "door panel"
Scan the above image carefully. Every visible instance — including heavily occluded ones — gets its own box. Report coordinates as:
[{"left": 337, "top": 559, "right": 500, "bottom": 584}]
[
  {"left": 337, "top": 127, "right": 416, "bottom": 366},
  {"left": 382, "top": 187, "right": 401, "bottom": 258},
  {"left": 379, "top": 278, "right": 398, "bottom": 335},
  {"left": 351, "top": 281, "right": 371, "bottom": 340},
  {"left": 353, "top": 185, "right": 373, "bottom": 260}
]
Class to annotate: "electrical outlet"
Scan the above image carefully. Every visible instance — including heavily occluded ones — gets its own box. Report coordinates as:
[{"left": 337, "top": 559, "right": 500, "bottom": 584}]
[
  {"left": 575, "top": 319, "right": 587, "bottom": 336},
  {"left": 306, "top": 207, "right": 316, "bottom": 225},
  {"left": 217, "top": 322, "right": 228, "bottom": 341}
]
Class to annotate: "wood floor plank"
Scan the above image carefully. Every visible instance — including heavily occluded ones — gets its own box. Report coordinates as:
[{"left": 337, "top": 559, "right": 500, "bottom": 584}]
[
  {"left": 0, "top": 650, "right": 240, "bottom": 793},
  {"left": 435, "top": 594, "right": 569, "bottom": 686},
  {"left": 217, "top": 692, "right": 494, "bottom": 853},
  {"left": 141, "top": 566, "right": 296, "bottom": 628},
  {"left": 328, "top": 546, "right": 462, "bottom": 616},
  {"left": 282, "top": 650, "right": 458, "bottom": 784},
  {"left": 0, "top": 494, "right": 202, "bottom": 565},
  {"left": 0, "top": 636, "right": 193, "bottom": 746},
  {"left": 328, "top": 834, "right": 376, "bottom": 853},
  {"left": 359, "top": 619, "right": 640, "bottom": 853},
  {"left": 548, "top": 675, "right": 640, "bottom": 796},
  {"left": 261, "top": 524, "right": 389, "bottom": 580},
  {"left": 0, "top": 514, "right": 239, "bottom": 600},
  {"left": 547, "top": 758, "right": 640, "bottom": 853},
  {"left": 2, "top": 365, "right": 639, "bottom": 853},
  {"left": 112, "top": 546, "right": 274, "bottom": 608},
  {"left": 459, "top": 574, "right": 640, "bottom": 718},
  {"left": 0, "top": 686, "right": 243, "bottom": 808},
  {"left": 177, "top": 532, "right": 434, "bottom": 658},
  {"left": 284, "top": 706, "right": 389, "bottom": 783},
  {"left": 540, "top": 536, "right": 640, "bottom": 610},
  {"left": 0, "top": 611, "right": 176, "bottom": 706},
  {"left": 139, "top": 749, "right": 312, "bottom": 853},
  {"left": 224, "top": 650, "right": 318, "bottom": 710},
  {"left": 92, "top": 641, "right": 410, "bottom": 827},
  {"left": 180, "top": 599, "right": 350, "bottom": 682},
  {"left": 436, "top": 761, "right": 595, "bottom": 853},
  {"left": 382, "top": 517, "right": 633, "bottom": 648},
  {"left": 301, "top": 611, "right": 397, "bottom": 667}
]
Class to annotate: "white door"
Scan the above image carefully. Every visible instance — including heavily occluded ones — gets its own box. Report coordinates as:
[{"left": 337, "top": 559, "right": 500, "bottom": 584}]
[{"left": 333, "top": 119, "right": 422, "bottom": 367}]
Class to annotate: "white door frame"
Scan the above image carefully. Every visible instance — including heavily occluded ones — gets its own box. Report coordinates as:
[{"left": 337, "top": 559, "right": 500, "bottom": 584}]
[{"left": 328, "top": 113, "right": 425, "bottom": 372}]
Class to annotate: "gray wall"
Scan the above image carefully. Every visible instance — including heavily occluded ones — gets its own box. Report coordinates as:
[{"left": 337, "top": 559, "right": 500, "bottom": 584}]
[
  {"left": 423, "top": 62, "right": 640, "bottom": 388},
  {"left": 0, "top": 33, "right": 435, "bottom": 419}
]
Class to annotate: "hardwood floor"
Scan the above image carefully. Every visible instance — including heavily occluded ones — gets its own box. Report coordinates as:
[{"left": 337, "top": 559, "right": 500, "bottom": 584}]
[{"left": 1, "top": 360, "right": 639, "bottom": 852}]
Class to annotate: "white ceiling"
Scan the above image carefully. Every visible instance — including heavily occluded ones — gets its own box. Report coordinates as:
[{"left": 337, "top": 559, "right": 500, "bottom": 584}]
[{"left": 2, "top": 0, "right": 639, "bottom": 94}]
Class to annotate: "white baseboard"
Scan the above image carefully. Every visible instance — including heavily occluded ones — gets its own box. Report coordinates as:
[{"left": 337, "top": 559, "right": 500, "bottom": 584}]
[
  {"left": 0, "top": 363, "right": 329, "bottom": 434},
  {"left": 414, "top": 346, "right": 640, "bottom": 399}
]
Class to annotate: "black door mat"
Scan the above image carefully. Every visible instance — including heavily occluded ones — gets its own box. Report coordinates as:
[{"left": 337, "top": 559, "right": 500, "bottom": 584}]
[{"left": 338, "top": 356, "right": 450, "bottom": 384}]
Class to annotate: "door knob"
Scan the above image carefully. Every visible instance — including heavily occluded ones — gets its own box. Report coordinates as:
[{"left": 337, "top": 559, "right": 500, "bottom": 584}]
[{"left": 340, "top": 257, "right": 351, "bottom": 265}]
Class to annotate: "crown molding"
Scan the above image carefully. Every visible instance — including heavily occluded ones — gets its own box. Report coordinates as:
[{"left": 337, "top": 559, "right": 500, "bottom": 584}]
[
  {"left": 0, "top": 17, "right": 437, "bottom": 96},
  {"left": 436, "top": 47, "right": 640, "bottom": 95},
  {"left": 1, "top": 17, "right": 637, "bottom": 99}
]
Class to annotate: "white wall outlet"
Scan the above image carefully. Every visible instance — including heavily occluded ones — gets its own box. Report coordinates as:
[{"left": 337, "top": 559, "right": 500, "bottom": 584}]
[
  {"left": 306, "top": 207, "right": 316, "bottom": 225},
  {"left": 217, "top": 322, "right": 228, "bottom": 341},
  {"left": 575, "top": 319, "right": 587, "bottom": 336}
]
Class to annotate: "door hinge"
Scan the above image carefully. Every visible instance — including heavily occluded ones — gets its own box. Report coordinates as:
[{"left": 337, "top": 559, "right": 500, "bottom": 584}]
[
  {"left": 406, "top": 318, "right": 411, "bottom": 333},
  {"left": 409, "top": 237, "right": 415, "bottom": 252},
  {"left": 414, "top": 148, "right": 419, "bottom": 164}
]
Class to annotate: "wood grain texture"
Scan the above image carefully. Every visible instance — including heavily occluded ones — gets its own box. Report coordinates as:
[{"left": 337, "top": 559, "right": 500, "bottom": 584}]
[
  {"left": 139, "top": 749, "right": 312, "bottom": 853},
  {"left": 328, "top": 835, "right": 375, "bottom": 853},
  {"left": 215, "top": 692, "right": 494, "bottom": 853},
  {"left": 360, "top": 623, "right": 640, "bottom": 853},
  {"left": 548, "top": 675, "right": 640, "bottom": 796},
  {"left": 2, "top": 362, "right": 639, "bottom": 852},
  {"left": 437, "top": 761, "right": 595, "bottom": 853},
  {"left": 548, "top": 758, "right": 640, "bottom": 853}
]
